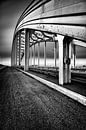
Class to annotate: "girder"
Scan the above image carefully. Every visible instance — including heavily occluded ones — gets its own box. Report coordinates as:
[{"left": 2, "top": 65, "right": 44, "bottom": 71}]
[
  {"left": 13, "top": 0, "right": 86, "bottom": 42},
  {"left": 73, "top": 40, "right": 86, "bottom": 47},
  {"left": 16, "top": 23, "right": 86, "bottom": 42}
]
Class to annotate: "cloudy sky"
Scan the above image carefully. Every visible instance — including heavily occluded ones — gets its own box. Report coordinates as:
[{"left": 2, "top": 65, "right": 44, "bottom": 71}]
[
  {"left": 0, "top": 0, "right": 86, "bottom": 65},
  {"left": 0, "top": 0, "right": 29, "bottom": 65}
]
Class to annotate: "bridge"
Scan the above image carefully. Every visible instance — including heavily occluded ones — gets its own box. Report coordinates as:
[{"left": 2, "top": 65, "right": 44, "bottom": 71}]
[
  {"left": 0, "top": 0, "right": 86, "bottom": 129},
  {"left": 11, "top": 0, "right": 86, "bottom": 85}
]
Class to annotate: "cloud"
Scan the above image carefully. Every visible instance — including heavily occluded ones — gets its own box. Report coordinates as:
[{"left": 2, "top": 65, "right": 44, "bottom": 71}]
[{"left": 0, "top": 0, "right": 29, "bottom": 60}]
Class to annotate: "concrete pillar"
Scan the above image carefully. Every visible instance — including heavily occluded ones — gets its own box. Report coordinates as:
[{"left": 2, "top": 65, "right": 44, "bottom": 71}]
[
  {"left": 38, "top": 42, "right": 40, "bottom": 66},
  {"left": 44, "top": 41, "right": 46, "bottom": 67},
  {"left": 19, "top": 31, "right": 21, "bottom": 66},
  {"left": 58, "top": 35, "right": 64, "bottom": 85},
  {"left": 72, "top": 44, "right": 76, "bottom": 68},
  {"left": 33, "top": 44, "right": 35, "bottom": 66},
  {"left": 58, "top": 35, "right": 72, "bottom": 85},
  {"left": 54, "top": 41, "right": 57, "bottom": 67},
  {"left": 64, "top": 38, "right": 72, "bottom": 84},
  {"left": 24, "top": 29, "right": 30, "bottom": 71}
]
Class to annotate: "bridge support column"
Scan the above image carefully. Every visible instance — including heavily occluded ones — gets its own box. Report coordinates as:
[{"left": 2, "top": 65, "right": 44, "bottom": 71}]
[
  {"left": 38, "top": 43, "right": 40, "bottom": 66},
  {"left": 32, "top": 46, "right": 33, "bottom": 65},
  {"left": 24, "top": 29, "right": 30, "bottom": 71},
  {"left": 15, "top": 36, "right": 17, "bottom": 66},
  {"left": 19, "top": 31, "right": 21, "bottom": 66},
  {"left": 11, "top": 42, "right": 15, "bottom": 66},
  {"left": 14, "top": 38, "right": 17, "bottom": 66},
  {"left": 58, "top": 35, "right": 72, "bottom": 85},
  {"left": 16, "top": 35, "right": 19, "bottom": 66},
  {"left": 54, "top": 41, "right": 57, "bottom": 67},
  {"left": 33, "top": 44, "right": 35, "bottom": 66},
  {"left": 11, "top": 53, "right": 13, "bottom": 66},
  {"left": 30, "top": 46, "right": 32, "bottom": 66},
  {"left": 72, "top": 44, "right": 76, "bottom": 68},
  {"left": 44, "top": 41, "right": 46, "bottom": 67},
  {"left": 13, "top": 43, "right": 15, "bottom": 66}
]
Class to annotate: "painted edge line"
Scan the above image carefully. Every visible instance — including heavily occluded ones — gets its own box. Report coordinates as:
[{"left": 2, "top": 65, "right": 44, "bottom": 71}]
[{"left": 17, "top": 68, "right": 86, "bottom": 106}]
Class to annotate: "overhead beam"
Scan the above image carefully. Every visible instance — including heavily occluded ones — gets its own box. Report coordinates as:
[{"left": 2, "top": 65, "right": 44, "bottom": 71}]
[
  {"left": 73, "top": 40, "right": 86, "bottom": 47},
  {"left": 16, "top": 24, "right": 86, "bottom": 42}
]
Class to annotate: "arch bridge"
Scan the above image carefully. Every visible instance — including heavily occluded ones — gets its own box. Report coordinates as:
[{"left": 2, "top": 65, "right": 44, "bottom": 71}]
[{"left": 11, "top": 0, "right": 86, "bottom": 85}]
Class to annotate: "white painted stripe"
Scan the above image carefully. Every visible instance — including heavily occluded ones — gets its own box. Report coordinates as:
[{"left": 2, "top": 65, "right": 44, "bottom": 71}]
[{"left": 17, "top": 68, "right": 86, "bottom": 106}]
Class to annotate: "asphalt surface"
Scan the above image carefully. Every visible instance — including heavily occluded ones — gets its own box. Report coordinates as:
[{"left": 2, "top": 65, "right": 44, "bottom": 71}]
[{"left": 0, "top": 67, "right": 86, "bottom": 130}]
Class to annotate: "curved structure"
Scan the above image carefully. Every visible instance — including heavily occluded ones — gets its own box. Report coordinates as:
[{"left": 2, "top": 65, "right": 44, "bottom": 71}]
[{"left": 11, "top": 0, "right": 86, "bottom": 85}]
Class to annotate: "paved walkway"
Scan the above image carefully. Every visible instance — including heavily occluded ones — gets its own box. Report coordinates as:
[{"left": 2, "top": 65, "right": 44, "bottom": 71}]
[
  {"left": 28, "top": 69, "right": 86, "bottom": 96},
  {"left": 0, "top": 67, "right": 86, "bottom": 130}
]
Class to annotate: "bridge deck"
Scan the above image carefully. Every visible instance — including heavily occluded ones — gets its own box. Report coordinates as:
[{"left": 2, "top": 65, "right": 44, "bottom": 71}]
[{"left": 0, "top": 67, "right": 86, "bottom": 129}]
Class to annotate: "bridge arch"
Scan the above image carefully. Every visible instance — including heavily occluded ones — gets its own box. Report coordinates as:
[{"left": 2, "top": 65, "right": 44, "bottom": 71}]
[{"left": 11, "top": 0, "right": 86, "bottom": 85}]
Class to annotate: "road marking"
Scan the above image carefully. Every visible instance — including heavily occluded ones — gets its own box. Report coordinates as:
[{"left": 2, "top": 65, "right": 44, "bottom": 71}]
[{"left": 17, "top": 68, "right": 86, "bottom": 106}]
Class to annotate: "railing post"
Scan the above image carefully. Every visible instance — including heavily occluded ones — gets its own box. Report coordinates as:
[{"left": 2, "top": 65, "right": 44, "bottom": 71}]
[
  {"left": 44, "top": 41, "right": 46, "bottom": 67},
  {"left": 24, "top": 29, "right": 30, "bottom": 71}
]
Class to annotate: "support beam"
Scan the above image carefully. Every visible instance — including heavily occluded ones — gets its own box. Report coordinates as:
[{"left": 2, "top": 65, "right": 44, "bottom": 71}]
[
  {"left": 58, "top": 35, "right": 72, "bottom": 85},
  {"left": 54, "top": 41, "right": 57, "bottom": 67},
  {"left": 16, "top": 35, "right": 18, "bottom": 66},
  {"left": 64, "top": 38, "right": 72, "bottom": 83},
  {"left": 24, "top": 29, "right": 30, "bottom": 71},
  {"left": 16, "top": 36, "right": 18, "bottom": 66},
  {"left": 11, "top": 42, "right": 15, "bottom": 66},
  {"left": 73, "top": 40, "right": 86, "bottom": 48},
  {"left": 30, "top": 47, "right": 33, "bottom": 65},
  {"left": 44, "top": 41, "right": 46, "bottom": 67},
  {"left": 38, "top": 42, "right": 40, "bottom": 66},
  {"left": 33, "top": 44, "right": 35, "bottom": 66},
  {"left": 58, "top": 35, "right": 64, "bottom": 85},
  {"left": 72, "top": 44, "right": 76, "bottom": 68},
  {"left": 14, "top": 37, "right": 17, "bottom": 66},
  {"left": 19, "top": 31, "right": 21, "bottom": 66}
]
